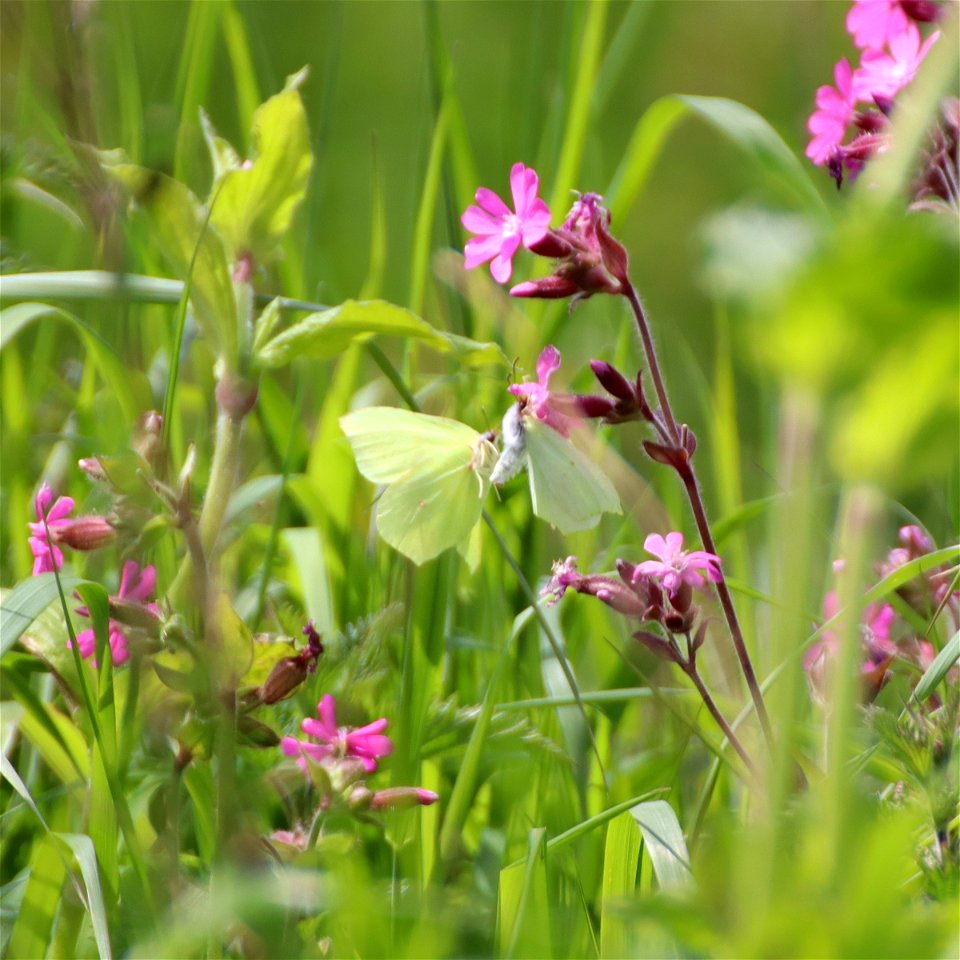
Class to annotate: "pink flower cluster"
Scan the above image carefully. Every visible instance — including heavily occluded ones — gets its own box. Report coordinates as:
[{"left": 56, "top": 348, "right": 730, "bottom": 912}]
[
  {"left": 461, "top": 168, "right": 628, "bottom": 304},
  {"left": 807, "top": 0, "right": 941, "bottom": 185},
  {"left": 74, "top": 561, "right": 160, "bottom": 667},
  {"left": 804, "top": 524, "right": 956, "bottom": 704},
  {"left": 28, "top": 483, "right": 116, "bottom": 575},
  {"left": 278, "top": 696, "right": 438, "bottom": 833}
]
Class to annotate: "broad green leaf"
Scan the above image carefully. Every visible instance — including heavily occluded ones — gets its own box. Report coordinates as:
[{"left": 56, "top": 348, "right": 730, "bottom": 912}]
[
  {"left": 607, "top": 97, "right": 688, "bottom": 223},
  {"left": 210, "top": 68, "right": 313, "bottom": 264},
  {"left": 252, "top": 296, "right": 284, "bottom": 354},
  {"left": 256, "top": 299, "right": 506, "bottom": 368},
  {"left": 677, "top": 95, "right": 826, "bottom": 215},
  {"left": 914, "top": 631, "right": 959, "bottom": 703},
  {"left": 600, "top": 812, "right": 642, "bottom": 959},
  {"left": 100, "top": 159, "right": 236, "bottom": 356},
  {"left": 5, "top": 833, "right": 67, "bottom": 959},
  {"left": 608, "top": 94, "right": 825, "bottom": 224},
  {"left": 1, "top": 670, "right": 89, "bottom": 782},
  {"left": 1, "top": 573, "right": 87, "bottom": 657},
  {"left": 1, "top": 760, "right": 112, "bottom": 958},
  {"left": 57, "top": 833, "right": 112, "bottom": 960},
  {"left": 199, "top": 107, "right": 242, "bottom": 184},
  {"left": 498, "top": 827, "right": 551, "bottom": 959},
  {"left": 629, "top": 800, "right": 693, "bottom": 893},
  {"left": 208, "top": 592, "right": 254, "bottom": 686}
]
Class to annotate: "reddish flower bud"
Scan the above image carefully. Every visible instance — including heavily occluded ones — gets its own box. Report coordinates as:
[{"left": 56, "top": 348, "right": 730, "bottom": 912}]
[
  {"left": 590, "top": 360, "right": 635, "bottom": 402},
  {"left": 900, "top": 0, "right": 941, "bottom": 23},
  {"left": 78, "top": 457, "right": 107, "bottom": 481},
  {"left": 54, "top": 515, "right": 117, "bottom": 551},
  {"left": 259, "top": 657, "right": 309, "bottom": 705},
  {"left": 370, "top": 787, "right": 440, "bottom": 810},
  {"left": 571, "top": 394, "right": 617, "bottom": 420},
  {"left": 215, "top": 373, "right": 258, "bottom": 419},
  {"left": 510, "top": 276, "right": 581, "bottom": 299}
]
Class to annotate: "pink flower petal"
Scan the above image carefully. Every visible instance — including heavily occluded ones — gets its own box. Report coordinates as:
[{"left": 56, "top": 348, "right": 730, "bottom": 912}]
[
  {"left": 464, "top": 234, "right": 507, "bottom": 270},
  {"left": 535, "top": 345, "right": 561, "bottom": 385},
  {"left": 461, "top": 205, "right": 502, "bottom": 235},
  {"left": 474, "top": 187, "right": 511, "bottom": 220}
]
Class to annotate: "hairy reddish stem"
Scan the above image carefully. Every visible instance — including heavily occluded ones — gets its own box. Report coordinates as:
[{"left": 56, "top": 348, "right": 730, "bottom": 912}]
[
  {"left": 622, "top": 280, "right": 775, "bottom": 751},
  {"left": 682, "top": 658, "right": 758, "bottom": 777}
]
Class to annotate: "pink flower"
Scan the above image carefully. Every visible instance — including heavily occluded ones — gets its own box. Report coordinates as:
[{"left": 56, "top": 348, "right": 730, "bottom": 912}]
[
  {"left": 632, "top": 532, "right": 722, "bottom": 593},
  {"left": 28, "top": 484, "right": 75, "bottom": 575},
  {"left": 74, "top": 561, "right": 159, "bottom": 666},
  {"left": 806, "top": 58, "right": 859, "bottom": 164},
  {"left": 281, "top": 694, "right": 394, "bottom": 774},
  {"left": 847, "top": 0, "right": 911, "bottom": 51},
  {"left": 509, "top": 345, "right": 577, "bottom": 436},
  {"left": 855, "top": 23, "right": 940, "bottom": 101},
  {"left": 541, "top": 556, "right": 582, "bottom": 605},
  {"left": 461, "top": 162, "right": 552, "bottom": 283}
]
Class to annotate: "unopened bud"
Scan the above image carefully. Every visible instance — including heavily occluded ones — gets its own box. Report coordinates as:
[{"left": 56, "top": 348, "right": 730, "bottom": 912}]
[
  {"left": 347, "top": 785, "right": 374, "bottom": 811},
  {"left": 370, "top": 787, "right": 440, "bottom": 810},
  {"left": 110, "top": 597, "right": 162, "bottom": 632},
  {"left": 54, "top": 516, "right": 117, "bottom": 551},
  {"left": 900, "top": 0, "right": 941, "bottom": 22},
  {"left": 215, "top": 373, "right": 258, "bottom": 419},
  {"left": 259, "top": 657, "right": 309, "bottom": 704},
  {"left": 510, "top": 276, "right": 581, "bottom": 300},
  {"left": 78, "top": 457, "right": 107, "bottom": 481},
  {"left": 133, "top": 410, "right": 164, "bottom": 465},
  {"left": 590, "top": 360, "right": 635, "bottom": 402},
  {"left": 572, "top": 394, "right": 617, "bottom": 419}
]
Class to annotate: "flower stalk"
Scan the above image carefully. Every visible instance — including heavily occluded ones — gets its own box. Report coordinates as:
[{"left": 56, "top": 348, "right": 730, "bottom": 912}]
[{"left": 622, "top": 278, "right": 775, "bottom": 749}]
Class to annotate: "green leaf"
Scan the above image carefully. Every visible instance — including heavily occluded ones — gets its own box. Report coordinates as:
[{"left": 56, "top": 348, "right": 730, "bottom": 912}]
[
  {"left": 0, "top": 303, "right": 145, "bottom": 424},
  {"left": 1, "top": 758, "right": 112, "bottom": 958},
  {"left": 210, "top": 68, "right": 313, "bottom": 264},
  {"left": 57, "top": 833, "right": 112, "bottom": 960},
  {"left": 677, "top": 95, "right": 825, "bottom": 215},
  {"left": 1, "top": 574, "right": 87, "bottom": 657},
  {"left": 208, "top": 593, "right": 254, "bottom": 686},
  {"left": 498, "top": 827, "right": 551, "bottom": 959},
  {"left": 600, "top": 812, "right": 643, "bottom": 959},
  {"left": 608, "top": 95, "right": 825, "bottom": 225},
  {"left": 914, "top": 631, "right": 959, "bottom": 703},
  {"left": 100, "top": 159, "right": 236, "bottom": 357},
  {"left": 255, "top": 299, "right": 506, "bottom": 368},
  {"left": 629, "top": 800, "right": 693, "bottom": 893}
]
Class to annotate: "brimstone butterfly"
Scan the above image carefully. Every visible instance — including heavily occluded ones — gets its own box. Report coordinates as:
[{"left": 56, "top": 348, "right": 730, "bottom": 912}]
[
  {"left": 341, "top": 400, "right": 621, "bottom": 567},
  {"left": 339, "top": 406, "right": 498, "bottom": 568},
  {"left": 491, "top": 401, "right": 621, "bottom": 533}
]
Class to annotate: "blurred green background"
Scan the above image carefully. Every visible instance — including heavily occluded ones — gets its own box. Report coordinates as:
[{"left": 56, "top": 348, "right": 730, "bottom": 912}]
[{"left": 1, "top": 4, "right": 958, "bottom": 957}]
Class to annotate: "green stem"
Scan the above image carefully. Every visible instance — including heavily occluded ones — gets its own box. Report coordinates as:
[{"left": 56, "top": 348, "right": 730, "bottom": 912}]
[{"left": 199, "top": 410, "right": 245, "bottom": 556}]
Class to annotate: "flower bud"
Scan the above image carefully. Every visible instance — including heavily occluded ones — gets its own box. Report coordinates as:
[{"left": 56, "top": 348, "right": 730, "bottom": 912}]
[
  {"left": 571, "top": 395, "right": 617, "bottom": 420},
  {"left": 215, "top": 373, "right": 258, "bottom": 419},
  {"left": 347, "top": 784, "right": 374, "bottom": 811},
  {"left": 370, "top": 787, "right": 440, "bottom": 810},
  {"left": 54, "top": 515, "right": 117, "bottom": 551},
  {"left": 590, "top": 360, "right": 635, "bottom": 402},
  {"left": 510, "top": 276, "right": 581, "bottom": 300},
  {"left": 78, "top": 457, "right": 107, "bottom": 481},
  {"left": 900, "top": 0, "right": 941, "bottom": 22},
  {"left": 259, "top": 657, "right": 309, "bottom": 705}
]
